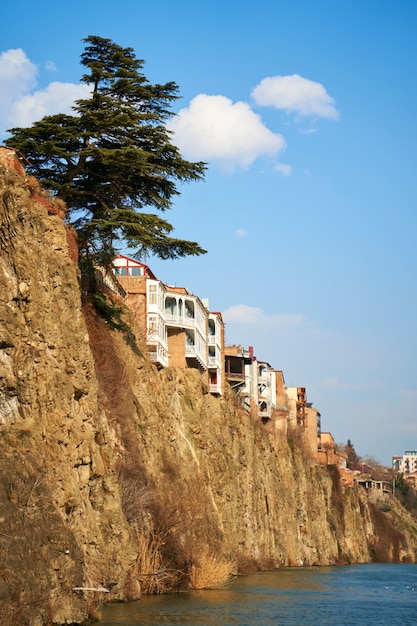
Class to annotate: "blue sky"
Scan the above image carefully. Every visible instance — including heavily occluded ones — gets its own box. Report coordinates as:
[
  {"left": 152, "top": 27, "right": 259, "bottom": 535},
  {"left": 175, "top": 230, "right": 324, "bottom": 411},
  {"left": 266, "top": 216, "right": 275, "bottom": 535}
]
[{"left": 1, "top": 0, "right": 416, "bottom": 465}]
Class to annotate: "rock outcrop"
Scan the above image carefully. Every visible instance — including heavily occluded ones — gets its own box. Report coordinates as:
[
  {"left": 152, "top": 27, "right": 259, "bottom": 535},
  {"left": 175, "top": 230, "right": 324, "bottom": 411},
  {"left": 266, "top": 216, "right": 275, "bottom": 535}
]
[{"left": 1, "top": 165, "right": 416, "bottom": 625}]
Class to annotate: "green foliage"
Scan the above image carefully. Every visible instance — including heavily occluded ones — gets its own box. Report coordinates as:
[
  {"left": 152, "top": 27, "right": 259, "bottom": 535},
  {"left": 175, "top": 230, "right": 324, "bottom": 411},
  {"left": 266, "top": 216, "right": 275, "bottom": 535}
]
[
  {"left": 91, "top": 292, "right": 129, "bottom": 331},
  {"left": 6, "top": 35, "right": 207, "bottom": 269},
  {"left": 342, "top": 439, "right": 360, "bottom": 467},
  {"left": 395, "top": 474, "right": 410, "bottom": 498},
  {"left": 394, "top": 474, "right": 417, "bottom": 518}
]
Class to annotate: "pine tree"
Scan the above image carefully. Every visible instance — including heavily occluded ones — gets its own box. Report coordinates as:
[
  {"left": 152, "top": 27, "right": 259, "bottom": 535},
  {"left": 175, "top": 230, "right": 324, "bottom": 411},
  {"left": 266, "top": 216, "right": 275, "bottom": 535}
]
[
  {"left": 6, "top": 36, "right": 207, "bottom": 269},
  {"left": 346, "top": 439, "right": 359, "bottom": 466}
]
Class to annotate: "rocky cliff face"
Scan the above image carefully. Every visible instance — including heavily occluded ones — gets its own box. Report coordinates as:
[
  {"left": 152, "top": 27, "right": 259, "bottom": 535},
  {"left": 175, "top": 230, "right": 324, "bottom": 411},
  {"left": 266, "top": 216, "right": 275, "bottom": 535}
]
[{"left": 1, "top": 166, "right": 416, "bottom": 625}]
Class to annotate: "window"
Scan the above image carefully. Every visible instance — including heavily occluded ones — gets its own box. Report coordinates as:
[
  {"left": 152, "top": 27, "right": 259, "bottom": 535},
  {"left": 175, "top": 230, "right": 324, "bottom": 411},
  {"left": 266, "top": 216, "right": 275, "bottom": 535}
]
[
  {"left": 149, "top": 284, "right": 157, "bottom": 305},
  {"left": 148, "top": 316, "right": 157, "bottom": 334},
  {"left": 130, "top": 266, "right": 142, "bottom": 276},
  {"left": 165, "top": 296, "right": 176, "bottom": 315},
  {"left": 185, "top": 300, "right": 195, "bottom": 319},
  {"left": 185, "top": 329, "right": 195, "bottom": 346}
]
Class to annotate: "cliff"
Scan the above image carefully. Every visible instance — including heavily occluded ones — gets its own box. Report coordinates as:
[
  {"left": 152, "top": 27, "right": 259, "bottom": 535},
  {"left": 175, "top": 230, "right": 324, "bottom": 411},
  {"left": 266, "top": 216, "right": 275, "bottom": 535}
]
[{"left": 1, "top": 165, "right": 416, "bottom": 625}]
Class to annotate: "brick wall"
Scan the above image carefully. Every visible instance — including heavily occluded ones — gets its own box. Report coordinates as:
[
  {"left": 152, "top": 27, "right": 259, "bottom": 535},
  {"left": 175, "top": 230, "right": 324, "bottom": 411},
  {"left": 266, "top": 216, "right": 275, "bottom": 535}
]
[
  {"left": 167, "top": 327, "right": 186, "bottom": 367},
  {"left": 0, "top": 147, "right": 26, "bottom": 176}
]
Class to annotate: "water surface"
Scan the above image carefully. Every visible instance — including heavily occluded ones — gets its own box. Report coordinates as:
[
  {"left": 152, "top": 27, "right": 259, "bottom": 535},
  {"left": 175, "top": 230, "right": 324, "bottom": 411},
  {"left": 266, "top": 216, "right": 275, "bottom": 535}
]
[{"left": 99, "top": 563, "right": 417, "bottom": 625}]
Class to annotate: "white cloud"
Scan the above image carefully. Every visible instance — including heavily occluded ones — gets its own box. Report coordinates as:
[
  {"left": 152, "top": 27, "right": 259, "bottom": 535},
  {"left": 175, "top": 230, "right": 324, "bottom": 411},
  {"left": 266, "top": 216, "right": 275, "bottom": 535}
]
[
  {"left": 44, "top": 60, "right": 58, "bottom": 72},
  {"left": 273, "top": 163, "right": 292, "bottom": 177},
  {"left": 0, "top": 47, "right": 90, "bottom": 137},
  {"left": 236, "top": 228, "right": 247, "bottom": 238},
  {"left": 0, "top": 48, "right": 37, "bottom": 120},
  {"left": 12, "top": 82, "right": 91, "bottom": 128},
  {"left": 0, "top": 48, "right": 37, "bottom": 92},
  {"left": 168, "top": 94, "right": 286, "bottom": 171},
  {"left": 223, "top": 304, "right": 306, "bottom": 328},
  {"left": 252, "top": 74, "right": 339, "bottom": 120}
]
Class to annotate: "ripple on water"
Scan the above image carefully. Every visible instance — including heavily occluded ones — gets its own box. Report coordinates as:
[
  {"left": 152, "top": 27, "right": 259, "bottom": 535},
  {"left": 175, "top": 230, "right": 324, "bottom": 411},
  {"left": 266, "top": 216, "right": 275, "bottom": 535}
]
[{"left": 99, "top": 563, "right": 417, "bottom": 626}]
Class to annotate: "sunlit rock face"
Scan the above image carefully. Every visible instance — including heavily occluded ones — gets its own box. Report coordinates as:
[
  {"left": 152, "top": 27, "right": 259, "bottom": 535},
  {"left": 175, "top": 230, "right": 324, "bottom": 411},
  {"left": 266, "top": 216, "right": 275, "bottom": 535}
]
[{"left": 0, "top": 163, "right": 416, "bottom": 624}]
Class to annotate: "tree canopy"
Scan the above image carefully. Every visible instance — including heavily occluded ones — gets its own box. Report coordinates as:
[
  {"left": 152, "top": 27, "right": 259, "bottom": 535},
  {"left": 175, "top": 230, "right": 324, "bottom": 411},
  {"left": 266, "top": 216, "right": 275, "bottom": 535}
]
[{"left": 6, "top": 36, "right": 207, "bottom": 268}]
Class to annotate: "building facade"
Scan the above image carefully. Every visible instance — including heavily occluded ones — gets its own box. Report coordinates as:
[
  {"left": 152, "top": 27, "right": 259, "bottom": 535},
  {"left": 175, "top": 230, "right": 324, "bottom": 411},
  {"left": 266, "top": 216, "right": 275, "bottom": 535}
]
[
  {"left": 392, "top": 451, "right": 417, "bottom": 474},
  {"left": 224, "top": 345, "right": 288, "bottom": 429},
  {"left": 113, "top": 254, "right": 224, "bottom": 395}
]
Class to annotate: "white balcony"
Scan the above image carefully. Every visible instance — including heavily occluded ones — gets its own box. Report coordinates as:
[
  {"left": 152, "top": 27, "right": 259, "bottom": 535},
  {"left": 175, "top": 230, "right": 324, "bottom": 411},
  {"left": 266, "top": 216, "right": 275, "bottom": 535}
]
[
  {"left": 208, "top": 334, "right": 219, "bottom": 345},
  {"left": 185, "top": 343, "right": 207, "bottom": 369},
  {"left": 147, "top": 339, "right": 169, "bottom": 369},
  {"left": 209, "top": 382, "right": 222, "bottom": 395},
  {"left": 164, "top": 294, "right": 207, "bottom": 338}
]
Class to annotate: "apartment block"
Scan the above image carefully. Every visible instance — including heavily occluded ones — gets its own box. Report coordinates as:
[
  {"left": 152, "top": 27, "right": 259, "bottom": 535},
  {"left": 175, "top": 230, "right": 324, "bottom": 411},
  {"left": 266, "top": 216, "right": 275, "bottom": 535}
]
[{"left": 392, "top": 451, "right": 417, "bottom": 474}]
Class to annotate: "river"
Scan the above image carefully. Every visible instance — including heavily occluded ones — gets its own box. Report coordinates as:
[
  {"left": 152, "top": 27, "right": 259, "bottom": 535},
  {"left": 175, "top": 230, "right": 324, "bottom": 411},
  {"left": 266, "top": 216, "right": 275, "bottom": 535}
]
[{"left": 99, "top": 563, "right": 417, "bottom": 625}]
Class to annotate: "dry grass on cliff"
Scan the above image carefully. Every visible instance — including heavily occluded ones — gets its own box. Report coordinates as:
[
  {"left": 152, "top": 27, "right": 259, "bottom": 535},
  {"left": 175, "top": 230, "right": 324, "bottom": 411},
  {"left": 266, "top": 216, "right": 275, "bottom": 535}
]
[
  {"left": 134, "top": 534, "right": 184, "bottom": 594},
  {"left": 189, "top": 551, "right": 236, "bottom": 589},
  {"left": 82, "top": 303, "right": 139, "bottom": 450},
  {"left": 287, "top": 425, "right": 317, "bottom": 463},
  {"left": 118, "top": 462, "right": 190, "bottom": 593},
  {"left": 0, "top": 598, "right": 25, "bottom": 626}
]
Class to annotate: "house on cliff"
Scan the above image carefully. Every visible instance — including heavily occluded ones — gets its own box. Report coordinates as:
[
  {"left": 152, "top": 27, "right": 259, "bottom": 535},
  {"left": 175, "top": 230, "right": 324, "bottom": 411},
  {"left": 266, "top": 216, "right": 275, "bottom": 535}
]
[
  {"left": 286, "top": 387, "right": 324, "bottom": 460},
  {"left": 112, "top": 255, "right": 347, "bottom": 480},
  {"left": 318, "top": 432, "right": 353, "bottom": 486},
  {"left": 224, "top": 345, "right": 288, "bottom": 432},
  {"left": 112, "top": 253, "right": 225, "bottom": 395},
  {"left": 286, "top": 386, "right": 307, "bottom": 428}
]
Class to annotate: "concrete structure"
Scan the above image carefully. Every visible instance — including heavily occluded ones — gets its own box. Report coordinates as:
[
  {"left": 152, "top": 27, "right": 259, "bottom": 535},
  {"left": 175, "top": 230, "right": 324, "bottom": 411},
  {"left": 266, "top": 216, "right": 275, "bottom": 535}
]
[
  {"left": 392, "top": 451, "right": 417, "bottom": 474},
  {"left": 356, "top": 479, "right": 391, "bottom": 493},
  {"left": 113, "top": 254, "right": 225, "bottom": 395}
]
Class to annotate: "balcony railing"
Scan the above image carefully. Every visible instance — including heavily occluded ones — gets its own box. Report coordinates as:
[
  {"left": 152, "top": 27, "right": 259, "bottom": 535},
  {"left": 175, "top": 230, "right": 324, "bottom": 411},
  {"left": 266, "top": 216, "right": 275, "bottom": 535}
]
[
  {"left": 225, "top": 371, "right": 245, "bottom": 381},
  {"left": 258, "top": 373, "right": 271, "bottom": 387},
  {"left": 185, "top": 344, "right": 207, "bottom": 369},
  {"left": 209, "top": 382, "right": 222, "bottom": 394},
  {"left": 164, "top": 312, "right": 207, "bottom": 337},
  {"left": 208, "top": 355, "right": 223, "bottom": 369},
  {"left": 147, "top": 340, "right": 169, "bottom": 368}
]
